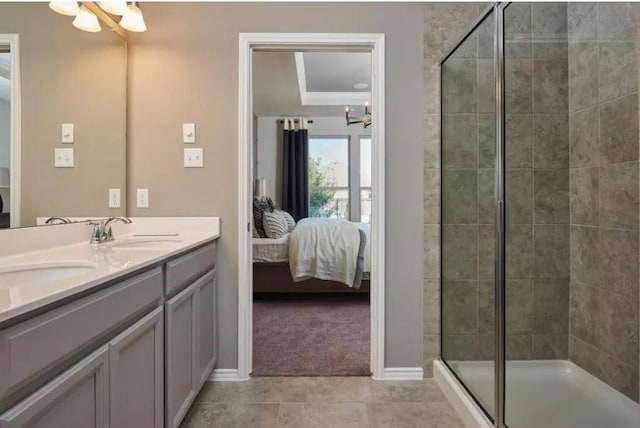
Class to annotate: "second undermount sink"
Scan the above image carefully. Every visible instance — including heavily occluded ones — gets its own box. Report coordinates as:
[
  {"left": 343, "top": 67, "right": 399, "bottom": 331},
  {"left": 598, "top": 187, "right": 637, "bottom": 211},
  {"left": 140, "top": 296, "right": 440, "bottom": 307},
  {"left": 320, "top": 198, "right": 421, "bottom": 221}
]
[
  {"left": 0, "top": 261, "right": 98, "bottom": 287},
  {"left": 108, "top": 237, "right": 183, "bottom": 250}
]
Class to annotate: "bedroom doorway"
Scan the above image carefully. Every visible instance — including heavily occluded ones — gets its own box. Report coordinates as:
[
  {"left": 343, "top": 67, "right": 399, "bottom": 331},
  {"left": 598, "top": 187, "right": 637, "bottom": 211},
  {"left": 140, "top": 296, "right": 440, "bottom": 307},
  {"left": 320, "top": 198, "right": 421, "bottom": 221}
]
[{"left": 238, "top": 34, "right": 385, "bottom": 380}]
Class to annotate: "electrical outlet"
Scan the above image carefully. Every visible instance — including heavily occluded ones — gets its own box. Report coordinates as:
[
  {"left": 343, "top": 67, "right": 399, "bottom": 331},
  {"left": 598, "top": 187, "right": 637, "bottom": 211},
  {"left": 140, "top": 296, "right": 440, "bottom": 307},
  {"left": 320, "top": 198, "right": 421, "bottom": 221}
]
[
  {"left": 183, "top": 123, "right": 196, "bottom": 143},
  {"left": 137, "top": 188, "right": 149, "bottom": 208},
  {"left": 54, "top": 148, "right": 74, "bottom": 168},
  {"left": 61, "top": 123, "right": 74, "bottom": 143},
  {"left": 109, "top": 189, "right": 121, "bottom": 208},
  {"left": 184, "top": 148, "right": 204, "bottom": 167}
]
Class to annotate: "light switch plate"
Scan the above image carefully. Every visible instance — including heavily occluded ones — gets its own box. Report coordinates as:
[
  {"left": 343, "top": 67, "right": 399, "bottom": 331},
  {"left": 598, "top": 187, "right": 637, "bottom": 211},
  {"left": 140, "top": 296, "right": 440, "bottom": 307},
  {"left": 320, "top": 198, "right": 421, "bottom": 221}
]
[
  {"left": 184, "top": 148, "right": 204, "bottom": 167},
  {"left": 54, "top": 148, "right": 74, "bottom": 167},
  {"left": 109, "top": 189, "right": 121, "bottom": 208},
  {"left": 137, "top": 188, "right": 149, "bottom": 208},
  {"left": 61, "top": 124, "right": 74, "bottom": 143},
  {"left": 183, "top": 123, "right": 196, "bottom": 143}
]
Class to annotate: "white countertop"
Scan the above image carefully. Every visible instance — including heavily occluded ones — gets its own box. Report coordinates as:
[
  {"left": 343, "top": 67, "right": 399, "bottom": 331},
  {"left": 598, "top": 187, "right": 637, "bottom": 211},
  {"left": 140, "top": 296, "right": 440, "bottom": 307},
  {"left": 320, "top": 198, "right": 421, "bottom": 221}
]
[{"left": 0, "top": 217, "right": 220, "bottom": 324}]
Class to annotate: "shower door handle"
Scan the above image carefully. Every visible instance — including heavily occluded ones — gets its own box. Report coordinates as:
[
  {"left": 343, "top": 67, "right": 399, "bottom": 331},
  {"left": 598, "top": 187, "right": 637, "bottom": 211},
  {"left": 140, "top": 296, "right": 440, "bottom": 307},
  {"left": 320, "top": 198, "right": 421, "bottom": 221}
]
[{"left": 497, "top": 200, "right": 512, "bottom": 234}]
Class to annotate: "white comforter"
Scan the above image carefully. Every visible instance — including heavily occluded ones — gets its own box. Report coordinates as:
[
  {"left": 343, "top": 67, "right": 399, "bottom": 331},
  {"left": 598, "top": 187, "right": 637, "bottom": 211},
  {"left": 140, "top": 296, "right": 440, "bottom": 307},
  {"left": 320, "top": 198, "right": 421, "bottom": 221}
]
[{"left": 288, "top": 218, "right": 366, "bottom": 288}]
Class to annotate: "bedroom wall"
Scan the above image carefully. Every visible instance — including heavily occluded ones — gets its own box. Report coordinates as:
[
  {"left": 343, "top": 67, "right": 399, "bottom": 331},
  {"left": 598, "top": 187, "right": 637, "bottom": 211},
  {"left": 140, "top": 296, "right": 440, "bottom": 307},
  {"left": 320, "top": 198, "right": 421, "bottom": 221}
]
[
  {"left": 255, "top": 116, "right": 371, "bottom": 211},
  {"left": 128, "top": 2, "right": 425, "bottom": 370}
]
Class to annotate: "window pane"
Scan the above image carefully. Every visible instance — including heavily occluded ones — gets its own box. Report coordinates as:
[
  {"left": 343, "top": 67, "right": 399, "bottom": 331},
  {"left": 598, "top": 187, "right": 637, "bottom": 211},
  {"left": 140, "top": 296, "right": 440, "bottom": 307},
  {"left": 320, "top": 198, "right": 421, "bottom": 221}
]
[
  {"left": 308, "top": 138, "right": 349, "bottom": 219},
  {"left": 360, "top": 137, "right": 372, "bottom": 223}
]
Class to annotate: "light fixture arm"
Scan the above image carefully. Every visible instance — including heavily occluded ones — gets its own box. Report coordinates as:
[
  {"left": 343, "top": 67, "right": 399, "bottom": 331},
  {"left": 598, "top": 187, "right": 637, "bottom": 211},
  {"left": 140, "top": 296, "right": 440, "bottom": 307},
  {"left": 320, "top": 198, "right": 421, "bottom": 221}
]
[{"left": 346, "top": 104, "right": 372, "bottom": 128}]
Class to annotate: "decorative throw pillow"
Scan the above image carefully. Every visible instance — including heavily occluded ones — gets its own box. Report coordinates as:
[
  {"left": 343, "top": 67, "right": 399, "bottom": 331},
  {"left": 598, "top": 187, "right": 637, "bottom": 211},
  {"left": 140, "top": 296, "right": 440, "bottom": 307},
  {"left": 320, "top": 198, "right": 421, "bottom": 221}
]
[
  {"left": 253, "top": 197, "right": 275, "bottom": 238},
  {"left": 252, "top": 224, "right": 259, "bottom": 238},
  {"left": 263, "top": 210, "right": 288, "bottom": 239},
  {"left": 276, "top": 209, "right": 296, "bottom": 232}
]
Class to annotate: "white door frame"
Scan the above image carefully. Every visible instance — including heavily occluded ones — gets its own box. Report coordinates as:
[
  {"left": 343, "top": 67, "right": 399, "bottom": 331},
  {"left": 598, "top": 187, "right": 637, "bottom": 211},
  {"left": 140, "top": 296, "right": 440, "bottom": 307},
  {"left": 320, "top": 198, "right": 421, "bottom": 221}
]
[
  {"left": 237, "top": 33, "right": 385, "bottom": 380},
  {"left": 0, "top": 34, "right": 20, "bottom": 228}
]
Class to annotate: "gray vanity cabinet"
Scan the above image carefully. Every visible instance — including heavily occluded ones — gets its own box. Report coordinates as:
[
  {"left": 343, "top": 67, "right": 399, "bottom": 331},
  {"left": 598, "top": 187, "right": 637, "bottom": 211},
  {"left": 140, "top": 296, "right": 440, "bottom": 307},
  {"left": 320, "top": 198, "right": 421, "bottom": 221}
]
[
  {"left": 166, "top": 279, "right": 198, "bottom": 428},
  {"left": 0, "top": 346, "right": 109, "bottom": 428},
  {"left": 165, "top": 268, "right": 217, "bottom": 428},
  {"left": 109, "top": 306, "right": 164, "bottom": 428}
]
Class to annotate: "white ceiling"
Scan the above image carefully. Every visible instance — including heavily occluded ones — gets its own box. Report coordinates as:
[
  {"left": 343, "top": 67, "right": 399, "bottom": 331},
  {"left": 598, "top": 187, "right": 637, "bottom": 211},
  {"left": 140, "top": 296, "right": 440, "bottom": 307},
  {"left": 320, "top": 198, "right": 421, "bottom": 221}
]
[
  {"left": 253, "top": 51, "right": 371, "bottom": 117},
  {"left": 303, "top": 52, "right": 371, "bottom": 93},
  {"left": 0, "top": 53, "right": 10, "bottom": 101}
]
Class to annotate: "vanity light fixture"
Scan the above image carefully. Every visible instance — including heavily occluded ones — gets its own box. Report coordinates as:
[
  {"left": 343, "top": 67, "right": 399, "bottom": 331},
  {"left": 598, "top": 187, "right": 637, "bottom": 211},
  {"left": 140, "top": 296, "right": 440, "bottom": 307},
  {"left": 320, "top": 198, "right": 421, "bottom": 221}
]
[
  {"left": 73, "top": 5, "right": 102, "bottom": 32},
  {"left": 120, "top": 2, "right": 147, "bottom": 32},
  {"left": 98, "top": 1, "right": 128, "bottom": 16},
  {"left": 346, "top": 102, "right": 372, "bottom": 128},
  {"left": 49, "top": 1, "right": 80, "bottom": 16}
]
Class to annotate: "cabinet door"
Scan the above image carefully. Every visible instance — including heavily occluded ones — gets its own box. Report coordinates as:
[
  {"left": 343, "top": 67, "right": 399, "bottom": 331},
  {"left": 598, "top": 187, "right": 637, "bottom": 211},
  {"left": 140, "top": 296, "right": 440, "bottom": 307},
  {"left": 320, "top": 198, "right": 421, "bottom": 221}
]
[
  {"left": 0, "top": 346, "right": 109, "bottom": 428},
  {"left": 165, "top": 283, "right": 197, "bottom": 428},
  {"left": 109, "top": 307, "right": 164, "bottom": 428},
  {"left": 195, "top": 269, "right": 217, "bottom": 388}
]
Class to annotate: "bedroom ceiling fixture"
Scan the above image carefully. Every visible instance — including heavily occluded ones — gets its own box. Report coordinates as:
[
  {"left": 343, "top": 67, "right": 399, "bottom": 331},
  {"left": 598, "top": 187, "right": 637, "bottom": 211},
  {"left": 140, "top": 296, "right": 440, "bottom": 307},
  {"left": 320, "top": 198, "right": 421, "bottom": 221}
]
[
  {"left": 72, "top": 5, "right": 102, "bottom": 32},
  {"left": 346, "top": 103, "right": 372, "bottom": 128},
  {"left": 49, "top": 1, "right": 80, "bottom": 16},
  {"left": 353, "top": 82, "right": 369, "bottom": 90}
]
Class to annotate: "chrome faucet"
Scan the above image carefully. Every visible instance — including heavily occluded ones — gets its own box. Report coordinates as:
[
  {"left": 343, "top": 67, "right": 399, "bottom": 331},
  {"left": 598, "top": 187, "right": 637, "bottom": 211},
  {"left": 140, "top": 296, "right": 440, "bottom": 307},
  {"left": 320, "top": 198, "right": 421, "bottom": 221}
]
[
  {"left": 45, "top": 216, "right": 71, "bottom": 224},
  {"left": 86, "top": 217, "right": 132, "bottom": 244}
]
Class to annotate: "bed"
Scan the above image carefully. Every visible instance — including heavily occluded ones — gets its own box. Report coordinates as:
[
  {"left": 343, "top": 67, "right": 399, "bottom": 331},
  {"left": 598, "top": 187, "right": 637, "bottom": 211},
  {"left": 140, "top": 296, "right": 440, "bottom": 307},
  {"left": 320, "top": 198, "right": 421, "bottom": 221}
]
[{"left": 253, "top": 220, "right": 371, "bottom": 293}]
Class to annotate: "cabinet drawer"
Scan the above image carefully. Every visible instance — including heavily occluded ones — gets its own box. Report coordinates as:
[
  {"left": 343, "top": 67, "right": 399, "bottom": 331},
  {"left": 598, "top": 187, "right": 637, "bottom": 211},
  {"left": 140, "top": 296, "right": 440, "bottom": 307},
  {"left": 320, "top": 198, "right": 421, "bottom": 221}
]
[
  {"left": 0, "top": 267, "right": 163, "bottom": 401},
  {"left": 165, "top": 243, "right": 216, "bottom": 295}
]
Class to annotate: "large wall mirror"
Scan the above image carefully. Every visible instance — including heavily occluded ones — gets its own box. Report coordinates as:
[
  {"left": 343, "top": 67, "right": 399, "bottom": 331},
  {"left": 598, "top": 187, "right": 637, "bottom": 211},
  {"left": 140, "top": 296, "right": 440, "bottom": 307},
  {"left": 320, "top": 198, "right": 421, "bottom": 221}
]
[{"left": 0, "top": 3, "right": 127, "bottom": 229}]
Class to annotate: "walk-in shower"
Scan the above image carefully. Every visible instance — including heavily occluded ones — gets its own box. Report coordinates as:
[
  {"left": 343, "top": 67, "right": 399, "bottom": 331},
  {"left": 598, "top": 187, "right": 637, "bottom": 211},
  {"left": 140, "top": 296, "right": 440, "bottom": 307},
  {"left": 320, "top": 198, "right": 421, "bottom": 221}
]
[{"left": 438, "top": 3, "right": 639, "bottom": 427}]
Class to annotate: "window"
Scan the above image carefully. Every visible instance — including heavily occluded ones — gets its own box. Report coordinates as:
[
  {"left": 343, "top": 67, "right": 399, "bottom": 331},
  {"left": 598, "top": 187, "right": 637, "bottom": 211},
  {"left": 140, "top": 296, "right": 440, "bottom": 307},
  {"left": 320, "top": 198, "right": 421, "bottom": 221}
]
[
  {"left": 308, "top": 137, "right": 349, "bottom": 219},
  {"left": 360, "top": 137, "right": 372, "bottom": 223}
]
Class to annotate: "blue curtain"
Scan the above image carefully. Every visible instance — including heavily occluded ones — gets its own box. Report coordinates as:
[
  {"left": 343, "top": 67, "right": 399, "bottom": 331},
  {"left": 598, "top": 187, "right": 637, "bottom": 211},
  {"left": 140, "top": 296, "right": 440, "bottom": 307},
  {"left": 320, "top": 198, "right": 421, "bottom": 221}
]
[{"left": 282, "top": 128, "right": 309, "bottom": 221}]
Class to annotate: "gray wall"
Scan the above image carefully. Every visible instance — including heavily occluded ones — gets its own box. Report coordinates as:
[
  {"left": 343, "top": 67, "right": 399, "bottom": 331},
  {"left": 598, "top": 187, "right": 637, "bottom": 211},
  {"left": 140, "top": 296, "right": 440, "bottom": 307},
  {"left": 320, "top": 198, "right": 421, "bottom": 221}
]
[
  {"left": 128, "top": 2, "right": 425, "bottom": 369},
  {"left": 567, "top": 2, "right": 639, "bottom": 402}
]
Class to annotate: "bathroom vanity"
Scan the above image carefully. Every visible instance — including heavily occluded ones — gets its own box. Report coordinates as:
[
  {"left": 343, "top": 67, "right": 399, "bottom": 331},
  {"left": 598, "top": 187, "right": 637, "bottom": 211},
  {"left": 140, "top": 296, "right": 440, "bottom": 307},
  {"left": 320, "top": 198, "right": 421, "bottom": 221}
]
[{"left": 0, "top": 217, "right": 219, "bottom": 428}]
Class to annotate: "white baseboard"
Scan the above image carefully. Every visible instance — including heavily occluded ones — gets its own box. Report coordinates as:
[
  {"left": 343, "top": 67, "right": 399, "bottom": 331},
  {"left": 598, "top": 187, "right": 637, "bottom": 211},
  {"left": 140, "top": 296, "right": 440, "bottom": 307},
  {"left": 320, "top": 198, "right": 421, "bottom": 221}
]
[
  {"left": 378, "top": 367, "right": 424, "bottom": 380},
  {"left": 208, "top": 369, "right": 245, "bottom": 381},
  {"left": 433, "top": 361, "right": 492, "bottom": 428}
]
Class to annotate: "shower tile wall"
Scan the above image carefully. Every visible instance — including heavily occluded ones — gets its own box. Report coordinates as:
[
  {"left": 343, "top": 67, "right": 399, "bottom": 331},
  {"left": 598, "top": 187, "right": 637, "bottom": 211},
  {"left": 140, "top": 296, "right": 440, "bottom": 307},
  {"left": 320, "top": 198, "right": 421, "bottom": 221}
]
[
  {"left": 567, "top": 2, "right": 640, "bottom": 402},
  {"left": 436, "top": 2, "right": 572, "bottom": 366},
  {"left": 423, "top": 2, "right": 487, "bottom": 376}
]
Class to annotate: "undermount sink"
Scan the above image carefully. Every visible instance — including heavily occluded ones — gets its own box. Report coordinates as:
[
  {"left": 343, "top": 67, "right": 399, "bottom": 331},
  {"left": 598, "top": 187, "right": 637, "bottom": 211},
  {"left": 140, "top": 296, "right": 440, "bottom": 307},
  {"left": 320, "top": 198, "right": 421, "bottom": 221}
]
[
  {"left": 108, "top": 237, "right": 182, "bottom": 250},
  {"left": 0, "top": 261, "right": 98, "bottom": 287}
]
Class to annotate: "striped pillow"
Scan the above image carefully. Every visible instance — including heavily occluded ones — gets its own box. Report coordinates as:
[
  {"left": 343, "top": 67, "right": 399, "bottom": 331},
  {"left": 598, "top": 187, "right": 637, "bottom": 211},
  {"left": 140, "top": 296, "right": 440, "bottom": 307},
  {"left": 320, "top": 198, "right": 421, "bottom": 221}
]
[
  {"left": 253, "top": 197, "right": 275, "bottom": 238},
  {"left": 263, "top": 211, "right": 288, "bottom": 239},
  {"left": 276, "top": 209, "right": 296, "bottom": 232}
]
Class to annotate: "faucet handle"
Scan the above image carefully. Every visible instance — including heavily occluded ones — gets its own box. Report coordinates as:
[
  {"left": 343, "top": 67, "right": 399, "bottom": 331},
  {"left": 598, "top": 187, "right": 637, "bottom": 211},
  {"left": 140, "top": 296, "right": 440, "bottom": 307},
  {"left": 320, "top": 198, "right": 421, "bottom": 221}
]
[{"left": 85, "top": 220, "right": 105, "bottom": 245}]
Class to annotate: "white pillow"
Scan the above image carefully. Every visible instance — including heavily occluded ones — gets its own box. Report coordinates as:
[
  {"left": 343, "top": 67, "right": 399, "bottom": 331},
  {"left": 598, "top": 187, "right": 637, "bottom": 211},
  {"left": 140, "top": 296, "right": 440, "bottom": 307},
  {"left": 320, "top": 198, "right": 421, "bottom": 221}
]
[
  {"left": 276, "top": 209, "right": 296, "bottom": 232},
  {"left": 263, "top": 211, "right": 288, "bottom": 239}
]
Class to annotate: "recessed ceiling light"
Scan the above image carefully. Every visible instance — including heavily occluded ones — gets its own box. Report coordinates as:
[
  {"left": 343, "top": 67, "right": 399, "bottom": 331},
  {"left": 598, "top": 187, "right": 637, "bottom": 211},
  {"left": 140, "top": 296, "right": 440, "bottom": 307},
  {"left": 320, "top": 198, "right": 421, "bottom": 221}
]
[{"left": 353, "top": 83, "right": 369, "bottom": 90}]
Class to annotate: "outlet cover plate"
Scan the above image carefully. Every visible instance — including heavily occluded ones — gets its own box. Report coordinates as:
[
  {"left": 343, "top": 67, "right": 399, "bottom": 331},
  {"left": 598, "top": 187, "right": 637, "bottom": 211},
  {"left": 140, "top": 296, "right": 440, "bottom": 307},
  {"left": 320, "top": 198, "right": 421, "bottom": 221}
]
[
  {"left": 137, "top": 188, "right": 149, "bottom": 208},
  {"left": 54, "top": 148, "right": 74, "bottom": 167},
  {"left": 109, "top": 189, "right": 121, "bottom": 208},
  {"left": 184, "top": 148, "right": 204, "bottom": 167}
]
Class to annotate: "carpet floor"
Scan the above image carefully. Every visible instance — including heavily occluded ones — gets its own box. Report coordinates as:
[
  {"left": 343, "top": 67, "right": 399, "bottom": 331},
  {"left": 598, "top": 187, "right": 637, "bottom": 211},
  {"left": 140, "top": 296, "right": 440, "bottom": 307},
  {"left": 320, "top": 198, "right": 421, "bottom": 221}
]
[{"left": 252, "top": 294, "right": 370, "bottom": 377}]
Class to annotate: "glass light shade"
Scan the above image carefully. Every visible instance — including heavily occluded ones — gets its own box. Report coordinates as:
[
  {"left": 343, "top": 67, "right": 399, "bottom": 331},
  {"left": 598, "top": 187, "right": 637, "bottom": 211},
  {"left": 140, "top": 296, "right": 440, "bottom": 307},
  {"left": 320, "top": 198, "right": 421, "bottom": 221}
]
[
  {"left": 98, "top": 1, "right": 128, "bottom": 16},
  {"left": 72, "top": 6, "right": 102, "bottom": 32},
  {"left": 49, "top": 1, "right": 80, "bottom": 16},
  {"left": 120, "top": 4, "right": 147, "bottom": 32}
]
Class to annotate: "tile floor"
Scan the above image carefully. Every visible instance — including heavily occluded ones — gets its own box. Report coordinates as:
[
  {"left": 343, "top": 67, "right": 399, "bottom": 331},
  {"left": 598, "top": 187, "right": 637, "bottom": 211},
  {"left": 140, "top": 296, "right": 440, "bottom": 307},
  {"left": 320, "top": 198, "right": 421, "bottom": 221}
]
[{"left": 180, "top": 376, "right": 465, "bottom": 428}]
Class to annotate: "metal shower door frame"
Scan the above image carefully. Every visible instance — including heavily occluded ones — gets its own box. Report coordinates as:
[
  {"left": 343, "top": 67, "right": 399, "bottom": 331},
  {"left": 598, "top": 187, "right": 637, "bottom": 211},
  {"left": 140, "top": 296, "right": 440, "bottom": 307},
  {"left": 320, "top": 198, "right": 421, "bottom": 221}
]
[{"left": 438, "top": 3, "right": 509, "bottom": 427}]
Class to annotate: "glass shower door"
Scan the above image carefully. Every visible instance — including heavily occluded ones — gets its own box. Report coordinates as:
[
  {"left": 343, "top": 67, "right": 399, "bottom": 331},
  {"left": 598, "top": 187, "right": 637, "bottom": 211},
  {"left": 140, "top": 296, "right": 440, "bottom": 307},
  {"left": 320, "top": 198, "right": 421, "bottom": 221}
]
[{"left": 440, "top": 8, "right": 497, "bottom": 420}]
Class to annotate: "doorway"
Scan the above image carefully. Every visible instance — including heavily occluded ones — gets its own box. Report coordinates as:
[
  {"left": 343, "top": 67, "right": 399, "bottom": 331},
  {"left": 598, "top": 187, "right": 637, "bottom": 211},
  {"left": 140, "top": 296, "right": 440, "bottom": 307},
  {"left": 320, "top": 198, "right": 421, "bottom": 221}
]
[{"left": 237, "top": 33, "right": 385, "bottom": 380}]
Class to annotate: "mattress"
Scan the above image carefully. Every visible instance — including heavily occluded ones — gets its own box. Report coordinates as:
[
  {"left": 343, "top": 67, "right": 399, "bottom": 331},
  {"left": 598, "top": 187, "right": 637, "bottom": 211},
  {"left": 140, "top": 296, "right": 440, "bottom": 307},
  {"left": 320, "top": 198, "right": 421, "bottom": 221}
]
[
  {"left": 253, "top": 234, "right": 289, "bottom": 263},
  {"left": 252, "top": 221, "right": 371, "bottom": 273}
]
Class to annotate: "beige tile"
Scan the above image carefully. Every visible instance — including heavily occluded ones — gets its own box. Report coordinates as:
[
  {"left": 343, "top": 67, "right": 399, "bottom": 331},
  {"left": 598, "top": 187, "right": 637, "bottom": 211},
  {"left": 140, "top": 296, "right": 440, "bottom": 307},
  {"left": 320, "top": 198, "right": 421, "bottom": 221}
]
[
  {"left": 506, "top": 114, "right": 533, "bottom": 169},
  {"left": 442, "top": 225, "right": 477, "bottom": 280},
  {"left": 386, "top": 380, "right": 448, "bottom": 403},
  {"left": 570, "top": 225, "right": 599, "bottom": 286},
  {"left": 368, "top": 402, "right": 464, "bottom": 428},
  {"left": 195, "top": 382, "right": 228, "bottom": 403},
  {"left": 599, "top": 228, "right": 639, "bottom": 298},
  {"left": 225, "top": 377, "right": 308, "bottom": 403},
  {"left": 533, "top": 279, "right": 569, "bottom": 335},
  {"left": 570, "top": 167, "right": 599, "bottom": 226},
  {"left": 424, "top": 169, "right": 440, "bottom": 225},
  {"left": 533, "top": 60, "right": 568, "bottom": 114},
  {"left": 306, "top": 377, "right": 389, "bottom": 403},
  {"left": 505, "top": 59, "right": 533, "bottom": 114},
  {"left": 533, "top": 225, "right": 569, "bottom": 279},
  {"left": 568, "top": 42, "right": 598, "bottom": 112},
  {"left": 533, "top": 169, "right": 570, "bottom": 224},
  {"left": 442, "top": 169, "right": 477, "bottom": 224},
  {"left": 600, "top": 162, "right": 639, "bottom": 230},
  {"left": 533, "top": 114, "right": 569, "bottom": 169},
  {"left": 569, "top": 106, "right": 599, "bottom": 168},
  {"left": 181, "top": 403, "right": 279, "bottom": 428},
  {"left": 570, "top": 282, "right": 601, "bottom": 346},
  {"left": 599, "top": 94, "right": 639, "bottom": 165},
  {"left": 442, "top": 281, "right": 478, "bottom": 335},
  {"left": 424, "top": 279, "right": 440, "bottom": 336},
  {"left": 423, "top": 334, "right": 440, "bottom": 377}
]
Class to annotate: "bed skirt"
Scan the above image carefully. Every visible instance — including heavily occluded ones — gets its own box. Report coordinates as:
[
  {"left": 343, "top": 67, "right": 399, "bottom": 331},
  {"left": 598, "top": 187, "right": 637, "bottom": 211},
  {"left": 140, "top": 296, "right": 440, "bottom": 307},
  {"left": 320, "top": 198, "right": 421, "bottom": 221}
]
[{"left": 253, "top": 262, "right": 370, "bottom": 293}]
